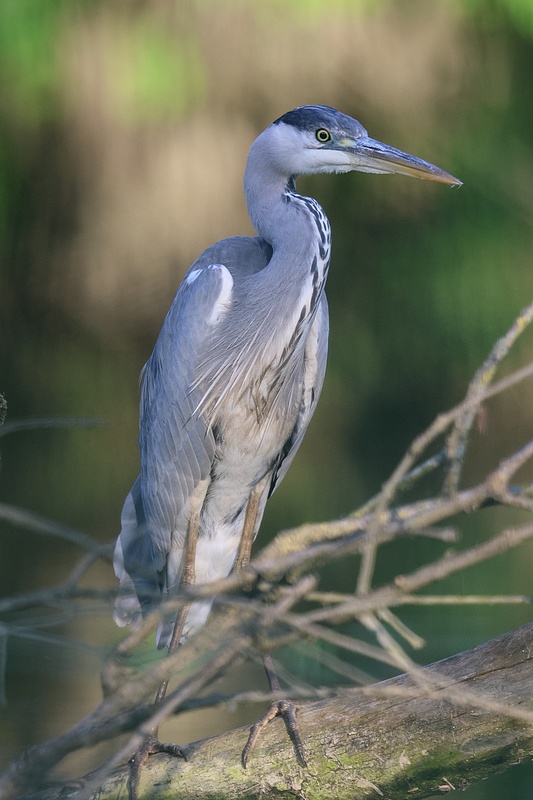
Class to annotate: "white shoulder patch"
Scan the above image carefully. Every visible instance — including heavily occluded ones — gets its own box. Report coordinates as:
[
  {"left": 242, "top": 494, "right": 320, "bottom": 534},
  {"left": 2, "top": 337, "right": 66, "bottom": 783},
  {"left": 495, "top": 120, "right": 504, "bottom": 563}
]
[
  {"left": 185, "top": 268, "right": 202, "bottom": 286},
  {"left": 207, "top": 264, "right": 234, "bottom": 326}
]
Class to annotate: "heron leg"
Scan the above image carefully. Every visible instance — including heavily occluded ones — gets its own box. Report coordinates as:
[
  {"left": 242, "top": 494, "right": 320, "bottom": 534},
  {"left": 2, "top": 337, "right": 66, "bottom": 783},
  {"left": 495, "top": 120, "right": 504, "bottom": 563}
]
[
  {"left": 128, "top": 509, "right": 201, "bottom": 800},
  {"left": 235, "top": 481, "right": 307, "bottom": 769},
  {"left": 241, "top": 653, "right": 307, "bottom": 768},
  {"left": 234, "top": 475, "right": 270, "bottom": 571},
  {"left": 128, "top": 736, "right": 186, "bottom": 799}
]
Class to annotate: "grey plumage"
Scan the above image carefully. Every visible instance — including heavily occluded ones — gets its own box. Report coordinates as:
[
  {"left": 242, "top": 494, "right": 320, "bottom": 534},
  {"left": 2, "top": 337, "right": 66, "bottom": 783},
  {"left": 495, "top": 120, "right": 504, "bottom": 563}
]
[{"left": 113, "top": 105, "right": 460, "bottom": 647}]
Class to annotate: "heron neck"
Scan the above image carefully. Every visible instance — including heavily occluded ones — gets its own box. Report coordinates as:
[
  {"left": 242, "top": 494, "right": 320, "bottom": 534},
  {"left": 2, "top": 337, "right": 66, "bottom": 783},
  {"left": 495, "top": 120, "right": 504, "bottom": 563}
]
[
  {"left": 243, "top": 136, "right": 332, "bottom": 327},
  {"left": 244, "top": 163, "right": 326, "bottom": 257}
]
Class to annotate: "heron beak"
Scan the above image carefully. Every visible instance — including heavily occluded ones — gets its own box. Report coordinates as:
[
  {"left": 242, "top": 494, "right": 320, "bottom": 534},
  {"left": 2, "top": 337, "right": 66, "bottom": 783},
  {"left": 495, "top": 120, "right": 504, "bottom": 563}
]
[{"left": 343, "top": 136, "right": 462, "bottom": 186}]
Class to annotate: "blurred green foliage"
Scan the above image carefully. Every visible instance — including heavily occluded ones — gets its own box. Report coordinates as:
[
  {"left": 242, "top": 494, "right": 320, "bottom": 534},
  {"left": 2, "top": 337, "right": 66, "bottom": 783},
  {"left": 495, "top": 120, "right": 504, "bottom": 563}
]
[
  {"left": 0, "top": 0, "right": 65, "bottom": 126},
  {"left": 103, "top": 18, "right": 206, "bottom": 123},
  {"left": 460, "top": 0, "right": 533, "bottom": 36}
]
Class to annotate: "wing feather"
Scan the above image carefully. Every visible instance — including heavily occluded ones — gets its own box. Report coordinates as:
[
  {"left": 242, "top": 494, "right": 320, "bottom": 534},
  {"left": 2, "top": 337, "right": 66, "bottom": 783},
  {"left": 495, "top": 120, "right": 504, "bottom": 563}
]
[
  {"left": 140, "top": 264, "right": 233, "bottom": 554},
  {"left": 114, "top": 263, "right": 234, "bottom": 622}
]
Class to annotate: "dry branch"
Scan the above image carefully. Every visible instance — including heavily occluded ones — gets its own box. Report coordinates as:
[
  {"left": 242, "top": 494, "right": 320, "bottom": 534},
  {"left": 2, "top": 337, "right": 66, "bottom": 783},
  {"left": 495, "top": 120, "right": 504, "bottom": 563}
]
[
  {"left": 2, "top": 308, "right": 533, "bottom": 798},
  {"left": 26, "top": 623, "right": 533, "bottom": 800}
]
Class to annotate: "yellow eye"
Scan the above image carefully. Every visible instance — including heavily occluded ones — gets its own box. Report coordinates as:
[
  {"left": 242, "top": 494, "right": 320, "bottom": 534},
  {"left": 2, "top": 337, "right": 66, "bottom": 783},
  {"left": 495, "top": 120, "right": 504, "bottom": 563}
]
[{"left": 315, "top": 128, "right": 331, "bottom": 143}]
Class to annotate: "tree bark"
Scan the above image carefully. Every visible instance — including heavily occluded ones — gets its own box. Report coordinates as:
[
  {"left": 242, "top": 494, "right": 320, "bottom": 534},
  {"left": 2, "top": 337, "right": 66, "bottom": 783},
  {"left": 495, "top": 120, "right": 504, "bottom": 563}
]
[{"left": 28, "top": 623, "right": 533, "bottom": 800}]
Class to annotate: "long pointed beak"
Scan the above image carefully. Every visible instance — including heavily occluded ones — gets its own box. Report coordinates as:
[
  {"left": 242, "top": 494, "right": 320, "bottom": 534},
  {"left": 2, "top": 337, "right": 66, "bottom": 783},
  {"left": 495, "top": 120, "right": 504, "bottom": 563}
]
[{"left": 345, "top": 136, "right": 462, "bottom": 186}]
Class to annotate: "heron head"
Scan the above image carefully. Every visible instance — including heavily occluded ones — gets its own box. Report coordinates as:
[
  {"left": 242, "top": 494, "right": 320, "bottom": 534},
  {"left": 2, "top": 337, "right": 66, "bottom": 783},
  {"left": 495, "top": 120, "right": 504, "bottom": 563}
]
[{"left": 267, "top": 105, "right": 461, "bottom": 186}]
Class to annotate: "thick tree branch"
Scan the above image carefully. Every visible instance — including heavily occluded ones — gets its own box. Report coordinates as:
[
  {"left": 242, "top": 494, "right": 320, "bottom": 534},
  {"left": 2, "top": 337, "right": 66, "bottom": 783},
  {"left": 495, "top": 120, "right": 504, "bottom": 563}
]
[
  {"left": 26, "top": 623, "right": 533, "bottom": 800},
  {"left": 2, "top": 309, "right": 533, "bottom": 799}
]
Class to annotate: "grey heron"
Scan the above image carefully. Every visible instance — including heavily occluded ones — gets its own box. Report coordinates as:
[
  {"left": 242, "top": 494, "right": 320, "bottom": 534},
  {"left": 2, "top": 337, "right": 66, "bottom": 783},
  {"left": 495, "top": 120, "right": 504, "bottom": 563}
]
[{"left": 113, "top": 104, "right": 460, "bottom": 795}]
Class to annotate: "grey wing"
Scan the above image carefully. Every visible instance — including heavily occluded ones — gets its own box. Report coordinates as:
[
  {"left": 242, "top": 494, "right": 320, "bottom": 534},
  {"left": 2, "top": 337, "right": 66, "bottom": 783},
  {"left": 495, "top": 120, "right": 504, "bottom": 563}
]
[
  {"left": 113, "top": 263, "right": 234, "bottom": 626},
  {"left": 269, "top": 293, "right": 329, "bottom": 495}
]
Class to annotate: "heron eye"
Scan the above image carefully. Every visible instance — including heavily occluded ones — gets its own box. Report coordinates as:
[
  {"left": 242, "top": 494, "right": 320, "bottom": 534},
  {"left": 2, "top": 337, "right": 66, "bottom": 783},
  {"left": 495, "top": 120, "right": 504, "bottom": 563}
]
[{"left": 315, "top": 128, "right": 331, "bottom": 143}]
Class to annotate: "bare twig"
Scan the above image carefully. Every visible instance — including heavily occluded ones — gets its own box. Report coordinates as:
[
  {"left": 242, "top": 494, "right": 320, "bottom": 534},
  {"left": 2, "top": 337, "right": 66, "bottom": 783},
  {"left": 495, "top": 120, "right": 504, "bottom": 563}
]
[
  {"left": 373, "top": 358, "right": 533, "bottom": 516},
  {"left": 445, "top": 301, "right": 533, "bottom": 494},
  {"left": 394, "top": 521, "right": 533, "bottom": 594},
  {"left": 0, "top": 417, "right": 104, "bottom": 438},
  {"left": 0, "top": 501, "right": 110, "bottom": 556}
]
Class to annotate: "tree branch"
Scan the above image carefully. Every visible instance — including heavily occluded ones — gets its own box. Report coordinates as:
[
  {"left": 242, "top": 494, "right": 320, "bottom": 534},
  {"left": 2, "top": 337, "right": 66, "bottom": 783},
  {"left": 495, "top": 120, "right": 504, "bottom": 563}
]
[
  {"left": 26, "top": 623, "right": 533, "bottom": 800},
  {"left": 2, "top": 308, "right": 533, "bottom": 799}
]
